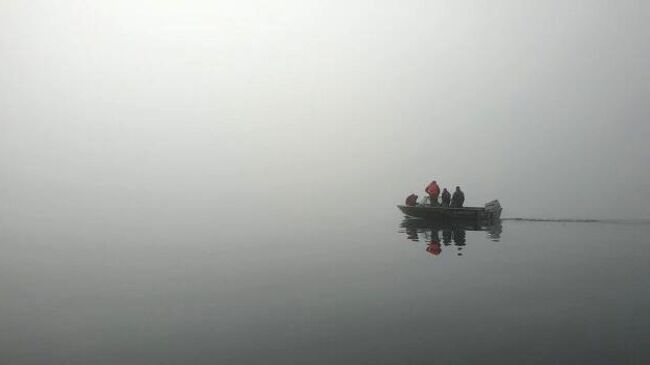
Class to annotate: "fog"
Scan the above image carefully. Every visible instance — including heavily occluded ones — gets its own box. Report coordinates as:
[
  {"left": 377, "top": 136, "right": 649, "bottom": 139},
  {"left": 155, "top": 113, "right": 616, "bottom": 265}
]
[
  {"left": 2, "top": 3, "right": 650, "bottom": 363},
  {"left": 2, "top": 0, "right": 649, "bottom": 221}
]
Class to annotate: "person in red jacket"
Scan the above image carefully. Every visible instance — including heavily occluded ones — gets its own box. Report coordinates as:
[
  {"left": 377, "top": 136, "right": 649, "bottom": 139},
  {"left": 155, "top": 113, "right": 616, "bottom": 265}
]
[{"left": 425, "top": 180, "right": 440, "bottom": 206}]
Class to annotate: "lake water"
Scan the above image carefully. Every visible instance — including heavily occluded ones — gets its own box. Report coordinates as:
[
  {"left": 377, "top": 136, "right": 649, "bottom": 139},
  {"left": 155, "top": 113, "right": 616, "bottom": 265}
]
[{"left": 1, "top": 202, "right": 649, "bottom": 364}]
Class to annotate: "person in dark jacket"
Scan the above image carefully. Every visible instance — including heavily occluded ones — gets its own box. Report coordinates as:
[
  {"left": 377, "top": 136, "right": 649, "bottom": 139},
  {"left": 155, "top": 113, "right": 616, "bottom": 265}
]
[
  {"left": 450, "top": 186, "right": 465, "bottom": 208},
  {"left": 441, "top": 188, "right": 451, "bottom": 207}
]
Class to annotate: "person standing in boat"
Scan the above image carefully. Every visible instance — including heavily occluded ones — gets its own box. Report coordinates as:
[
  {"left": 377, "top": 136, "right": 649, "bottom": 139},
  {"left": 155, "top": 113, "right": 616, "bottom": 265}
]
[
  {"left": 441, "top": 188, "right": 451, "bottom": 207},
  {"left": 425, "top": 180, "right": 440, "bottom": 206},
  {"left": 450, "top": 186, "right": 465, "bottom": 208}
]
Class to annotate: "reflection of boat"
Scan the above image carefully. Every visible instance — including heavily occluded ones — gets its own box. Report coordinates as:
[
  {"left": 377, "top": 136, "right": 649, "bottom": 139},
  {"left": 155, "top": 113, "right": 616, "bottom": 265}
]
[
  {"left": 399, "top": 218, "right": 502, "bottom": 256},
  {"left": 399, "top": 217, "right": 501, "bottom": 233},
  {"left": 397, "top": 200, "right": 502, "bottom": 223}
]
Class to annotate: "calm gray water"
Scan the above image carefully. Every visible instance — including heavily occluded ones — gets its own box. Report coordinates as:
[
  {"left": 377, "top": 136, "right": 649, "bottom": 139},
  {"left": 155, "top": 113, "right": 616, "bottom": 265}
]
[{"left": 1, "top": 201, "right": 649, "bottom": 365}]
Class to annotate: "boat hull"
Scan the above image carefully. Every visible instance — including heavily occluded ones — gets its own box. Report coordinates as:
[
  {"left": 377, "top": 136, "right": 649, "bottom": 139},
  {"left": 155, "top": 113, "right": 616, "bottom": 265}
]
[{"left": 397, "top": 200, "right": 502, "bottom": 223}]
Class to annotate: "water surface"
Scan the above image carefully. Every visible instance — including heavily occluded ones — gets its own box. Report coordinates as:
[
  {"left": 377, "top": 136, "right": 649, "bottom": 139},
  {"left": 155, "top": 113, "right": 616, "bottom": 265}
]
[{"left": 1, "top": 203, "right": 648, "bottom": 364}]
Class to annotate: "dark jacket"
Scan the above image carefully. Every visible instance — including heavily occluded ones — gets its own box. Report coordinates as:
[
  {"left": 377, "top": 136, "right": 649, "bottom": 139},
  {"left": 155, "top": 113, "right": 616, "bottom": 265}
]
[
  {"left": 441, "top": 189, "right": 451, "bottom": 207},
  {"left": 451, "top": 189, "right": 465, "bottom": 208}
]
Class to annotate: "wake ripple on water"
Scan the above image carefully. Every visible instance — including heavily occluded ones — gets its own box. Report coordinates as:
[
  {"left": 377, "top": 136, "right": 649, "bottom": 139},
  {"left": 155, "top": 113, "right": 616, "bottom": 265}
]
[{"left": 502, "top": 217, "right": 650, "bottom": 224}]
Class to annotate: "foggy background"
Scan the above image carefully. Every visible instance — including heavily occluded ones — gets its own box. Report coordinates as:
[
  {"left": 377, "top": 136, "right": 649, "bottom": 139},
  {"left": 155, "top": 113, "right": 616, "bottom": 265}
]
[
  {"left": 2, "top": 0, "right": 649, "bottom": 222},
  {"left": 2, "top": 3, "right": 650, "bottom": 363}
]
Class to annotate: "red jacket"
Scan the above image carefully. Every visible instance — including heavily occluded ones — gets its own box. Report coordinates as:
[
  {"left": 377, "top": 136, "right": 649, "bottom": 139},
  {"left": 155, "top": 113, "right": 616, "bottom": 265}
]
[
  {"left": 426, "top": 241, "right": 442, "bottom": 256},
  {"left": 425, "top": 181, "right": 440, "bottom": 198},
  {"left": 405, "top": 194, "right": 418, "bottom": 206}
]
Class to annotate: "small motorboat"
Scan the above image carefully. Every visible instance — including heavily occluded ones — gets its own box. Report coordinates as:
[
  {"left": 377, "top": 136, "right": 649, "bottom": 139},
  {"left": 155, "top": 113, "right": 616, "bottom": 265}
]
[{"left": 397, "top": 200, "right": 502, "bottom": 223}]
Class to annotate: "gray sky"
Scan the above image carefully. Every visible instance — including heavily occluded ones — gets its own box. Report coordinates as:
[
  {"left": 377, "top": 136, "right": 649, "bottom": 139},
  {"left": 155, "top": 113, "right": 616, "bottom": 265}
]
[{"left": 1, "top": 0, "right": 649, "bottom": 220}]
